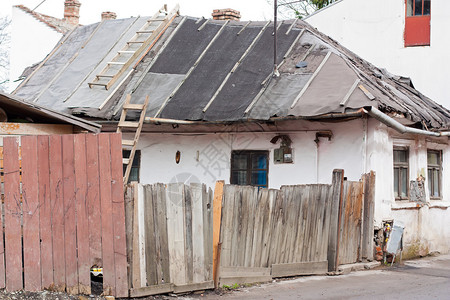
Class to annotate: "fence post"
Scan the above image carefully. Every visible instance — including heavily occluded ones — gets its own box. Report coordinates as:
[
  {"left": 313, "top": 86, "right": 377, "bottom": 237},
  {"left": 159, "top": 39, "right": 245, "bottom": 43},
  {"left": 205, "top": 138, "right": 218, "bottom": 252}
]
[
  {"left": 328, "top": 169, "right": 344, "bottom": 272},
  {"left": 361, "top": 171, "right": 376, "bottom": 261},
  {"left": 212, "top": 181, "right": 224, "bottom": 288}
]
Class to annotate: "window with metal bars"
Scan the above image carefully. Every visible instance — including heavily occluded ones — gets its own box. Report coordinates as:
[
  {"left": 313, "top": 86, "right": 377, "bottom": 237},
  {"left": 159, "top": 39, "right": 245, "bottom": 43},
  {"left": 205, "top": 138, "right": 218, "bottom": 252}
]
[
  {"left": 427, "top": 149, "right": 441, "bottom": 199},
  {"left": 394, "top": 147, "right": 409, "bottom": 200}
]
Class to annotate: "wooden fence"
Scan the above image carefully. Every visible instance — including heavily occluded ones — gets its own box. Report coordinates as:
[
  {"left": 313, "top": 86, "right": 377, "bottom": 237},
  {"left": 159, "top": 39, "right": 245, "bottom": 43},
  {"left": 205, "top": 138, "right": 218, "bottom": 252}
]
[
  {"left": 127, "top": 170, "right": 375, "bottom": 295},
  {"left": 0, "top": 133, "right": 128, "bottom": 297},
  {"left": 126, "top": 183, "right": 214, "bottom": 297},
  {"left": 215, "top": 170, "right": 375, "bottom": 285}
]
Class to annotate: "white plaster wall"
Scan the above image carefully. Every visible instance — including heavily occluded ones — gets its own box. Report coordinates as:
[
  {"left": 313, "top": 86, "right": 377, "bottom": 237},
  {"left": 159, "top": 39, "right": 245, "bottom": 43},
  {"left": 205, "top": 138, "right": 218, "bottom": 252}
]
[
  {"left": 366, "top": 118, "right": 450, "bottom": 254},
  {"left": 306, "top": 0, "right": 450, "bottom": 108},
  {"left": 10, "top": 7, "right": 62, "bottom": 90},
  {"left": 134, "top": 119, "right": 365, "bottom": 189}
]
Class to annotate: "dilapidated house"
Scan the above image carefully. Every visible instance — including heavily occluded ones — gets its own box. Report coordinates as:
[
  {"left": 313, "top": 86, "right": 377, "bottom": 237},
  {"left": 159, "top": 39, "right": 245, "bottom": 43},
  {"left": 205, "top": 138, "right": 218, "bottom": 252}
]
[{"left": 12, "top": 6, "right": 450, "bottom": 258}]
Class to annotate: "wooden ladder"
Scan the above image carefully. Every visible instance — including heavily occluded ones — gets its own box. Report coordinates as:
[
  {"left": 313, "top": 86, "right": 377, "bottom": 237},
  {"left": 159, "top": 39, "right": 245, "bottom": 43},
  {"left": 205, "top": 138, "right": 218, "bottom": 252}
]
[
  {"left": 88, "top": 4, "right": 179, "bottom": 90},
  {"left": 117, "top": 94, "right": 150, "bottom": 184}
]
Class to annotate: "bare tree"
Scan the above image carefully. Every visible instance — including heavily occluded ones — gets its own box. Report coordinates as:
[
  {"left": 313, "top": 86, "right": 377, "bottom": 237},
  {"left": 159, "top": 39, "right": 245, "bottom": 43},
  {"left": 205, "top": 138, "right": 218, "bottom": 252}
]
[
  {"left": 269, "top": 0, "right": 338, "bottom": 19},
  {"left": 0, "top": 15, "right": 11, "bottom": 91}
]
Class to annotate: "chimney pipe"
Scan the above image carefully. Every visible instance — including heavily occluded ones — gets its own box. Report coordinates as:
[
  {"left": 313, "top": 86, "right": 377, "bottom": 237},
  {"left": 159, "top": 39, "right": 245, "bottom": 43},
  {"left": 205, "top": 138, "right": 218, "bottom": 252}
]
[
  {"left": 64, "top": 0, "right": 81, "bottom": 26},
  {"left": 101, "top": 11, "right": 117, "bottom": 21},
  {"left": 212, "top": 8, "right": 241, "bottom": 21}
]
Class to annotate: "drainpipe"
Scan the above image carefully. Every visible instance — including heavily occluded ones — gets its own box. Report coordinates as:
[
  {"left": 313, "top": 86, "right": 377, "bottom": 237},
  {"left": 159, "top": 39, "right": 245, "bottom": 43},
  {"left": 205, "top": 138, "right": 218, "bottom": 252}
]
[{"left": 363, "top": 106, "right": 446, "bottom": 137}]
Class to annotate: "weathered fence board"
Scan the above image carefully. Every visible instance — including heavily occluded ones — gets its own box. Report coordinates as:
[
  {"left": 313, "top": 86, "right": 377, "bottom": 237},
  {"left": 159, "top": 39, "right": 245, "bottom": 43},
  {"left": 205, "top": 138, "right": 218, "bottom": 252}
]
[
  {"left": 38, "top": 136, "right": 53, "bottom": 289},
  {"left": 62, "top": 135, "right": 78, "bottom": 294},
  {"left": 338, "top": 181, "right": 364, "bottom": 265},
  {"left": 98, "top": 134, "right": 116, "bottom": 296},
  {"left": 86, "top": 134, "right": 102, "bottom": 269},
  {"left": 22, "top": 136, "right": 41, "bottom": 291},
  {"left": 0, "top": 133, "right": 127, "bottom": 297},
  {"left": 361, "top": 171, "right": 376, "bottom": 261},
  {"left": 4, "top": 137, "right": 22, "bottom": 291},
  {"left": 328, "top": 169, "right": 344, "bottom": 271},
  {"left": 49, "top": 135, "right": 66, "bottom": 292},
  {"left": 110, "top": 133, "right": 129, "bottom": 298},
  {"left": 74, "top": 134, "right": 91, "bottom": 295}
]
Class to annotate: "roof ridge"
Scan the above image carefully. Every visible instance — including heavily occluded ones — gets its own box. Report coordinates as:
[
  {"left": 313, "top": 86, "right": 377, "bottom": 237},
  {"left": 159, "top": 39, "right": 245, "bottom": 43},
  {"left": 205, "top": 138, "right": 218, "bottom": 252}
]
[{"left": 13, "top": 4, "right": 75, "bottom": 34}]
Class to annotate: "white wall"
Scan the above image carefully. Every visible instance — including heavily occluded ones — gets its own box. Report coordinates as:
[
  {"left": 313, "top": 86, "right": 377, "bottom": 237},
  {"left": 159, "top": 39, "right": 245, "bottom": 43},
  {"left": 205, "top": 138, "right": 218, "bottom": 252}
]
[
  {"left": 133, "top": 119, "right": 365, "bottom": 189},
  {"left": 306, "top": 0, "right": 450, "bottom": 108},
  {"left": 366, "top": 118, "right": 450, "bottom": 254},
  {"left": 10, "top": 7, "right": 62, "bottom": 91}
]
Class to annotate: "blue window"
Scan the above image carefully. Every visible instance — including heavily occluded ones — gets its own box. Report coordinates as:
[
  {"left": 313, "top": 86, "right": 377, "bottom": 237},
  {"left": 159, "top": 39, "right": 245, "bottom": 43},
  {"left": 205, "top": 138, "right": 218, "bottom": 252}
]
[{"left": 231, "top": 150, "right": 268, "bottom": 188}]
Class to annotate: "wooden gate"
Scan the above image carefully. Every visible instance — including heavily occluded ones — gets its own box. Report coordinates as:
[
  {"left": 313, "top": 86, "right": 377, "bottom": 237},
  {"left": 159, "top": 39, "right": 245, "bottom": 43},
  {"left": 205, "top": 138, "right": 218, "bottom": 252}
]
[
  {"left": 126, "top": 183, "right": 214, "bottom": 297},
  {"left": 0, "top": 133, "right": 128, "bottom": 297}
]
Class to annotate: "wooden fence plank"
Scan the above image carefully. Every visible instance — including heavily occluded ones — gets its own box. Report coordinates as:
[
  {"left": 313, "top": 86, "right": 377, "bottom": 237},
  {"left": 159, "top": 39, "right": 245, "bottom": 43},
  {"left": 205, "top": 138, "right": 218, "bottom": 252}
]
[
  {"left": 362, "top": 171, "right": 375, "bottom": 261},
  {"left": 150, "top": 185, "right": 163, "bottom": 284},
  {"left": 191, "top": 183, "right": 205, "bottom": 284},
  {"left": 110, "top": 133, "right": 129, "bottom": 297},
  {"left": 124, "top": 185, "right": 134, "bottom": 289},
  {"left": 156, "top": 183, "right": 170, "bottom": 284},
  {"left": 251, "top": 190, "right": 264, "bottom": 267},
  {"left": 144, "top": 185, "right": 158, "bottom": 286},
  {"left": 243, "top": 187, "right": 256, "bottom": 267},
  {"left": 272, "top": 261, "right": 328, "bottom": 277},
  {"left": 268, "top": 190, "right": 283, "bottom": 266},
  {"left": 184, "top": 185, "right": 194, "bottom": 283},
  {"left": 166, "top": 183, "right": 186, "bottom": 285},
  {"left": 49, "top": 135, "right": 66, "bottom": 291},
  {"left": 137, "top": 183, "right": 146, "bottom": 285},
  {"left": 328, "top": 169, "right": 344, "bottom": 272},
  {"left": 3, "top": 137, "right": 22, "bottom": 291},
  {"left": 220, "top": 185, "right": 237, "bottom": 268},
  {"left": 21, "top": 136, "right": 41, "bottom": 291},
  {"left": 37, "top": 135, "right": 53, "bottom": 289},
  {"left": 86, "top": 134, "right": 102, "bottom": 269},
  {"left": 62, "top": 135, "right": 78, "bottom": 294},
  {"left": 131, "top": 182, "right": 142, "bottom": 289},
  {"left": 74, "top": 134, "right": 90, "bottom": 295},
  {"left": 203, "top": 187, "right": 213, "bottom": 281},
  {"left": 259, "top": 189, "right": 275, "bottom": 267},
  {"left": 98, "top": 133, "right": 115, "bottom": 296},
  {"left": 212, "top": 181, "right": 224, "bottom": 287},
  {"left": 293, "top": 186, "right": 306, "bottom": 262}
]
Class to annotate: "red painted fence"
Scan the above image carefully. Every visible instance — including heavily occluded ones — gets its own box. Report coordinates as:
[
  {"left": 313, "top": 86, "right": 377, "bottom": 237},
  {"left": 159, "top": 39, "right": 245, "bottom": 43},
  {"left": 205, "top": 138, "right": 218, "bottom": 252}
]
[{"left": 0, "top": 133, "right": 128, "bottom": 297}]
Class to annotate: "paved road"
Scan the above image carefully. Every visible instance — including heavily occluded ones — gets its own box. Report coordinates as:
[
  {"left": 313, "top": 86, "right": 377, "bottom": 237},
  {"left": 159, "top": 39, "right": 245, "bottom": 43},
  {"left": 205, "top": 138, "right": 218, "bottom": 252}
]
[{"left": 188, "top": 255, "right": 450, "bottom": 300}]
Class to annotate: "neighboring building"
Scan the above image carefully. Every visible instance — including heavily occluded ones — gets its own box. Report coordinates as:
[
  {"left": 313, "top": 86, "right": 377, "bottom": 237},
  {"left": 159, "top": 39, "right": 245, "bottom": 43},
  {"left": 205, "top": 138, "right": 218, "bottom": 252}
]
[
  {"left": 0, "top": 90, "right": 100, "bottom": 134},
  {"left": 12, "top": 8, "right": 450, "bottom": 258},
  {"left": 9, "top": 1, "right": 80, "bottom": 91},
  {"left": 305, "top": 0, "right": 450, "bottom": 109}
]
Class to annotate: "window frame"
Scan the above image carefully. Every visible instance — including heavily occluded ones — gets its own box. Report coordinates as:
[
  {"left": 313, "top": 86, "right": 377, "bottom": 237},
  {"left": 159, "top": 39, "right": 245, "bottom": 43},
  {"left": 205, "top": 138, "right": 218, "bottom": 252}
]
[
  {"left": 427, "top": 149, "right": 442, "bottom": 200},
  {"left": 230, "top": 150, "right": 269, "bottom": 188},
  {"left": 404, "top": 0, "right": 431, "bottom": 47},
  {"left": 123, "top": 149, "right": 141, "bottom": 183},
  {"left": 393, "top": 147, "right": 410, "bottom": 201}
]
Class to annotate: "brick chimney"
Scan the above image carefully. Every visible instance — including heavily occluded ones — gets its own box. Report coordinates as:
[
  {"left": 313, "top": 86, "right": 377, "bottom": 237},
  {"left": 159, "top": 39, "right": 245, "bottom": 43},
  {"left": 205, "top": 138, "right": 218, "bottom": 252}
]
[
  {"left": 101, "top": 11, "right": 117, "bottom": 21},
  {"left": 212, "top": 8, "right": 241, "bottom": 21},
  {"left": 64, "top": 0, "right": 81, "bottom": 26}
]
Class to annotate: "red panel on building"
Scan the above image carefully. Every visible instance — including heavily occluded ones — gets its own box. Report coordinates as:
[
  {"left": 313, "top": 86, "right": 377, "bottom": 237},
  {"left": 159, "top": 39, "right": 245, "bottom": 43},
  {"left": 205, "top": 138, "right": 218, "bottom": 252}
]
[{"left": 405, "top": 15, "right": 430, "bottom": 46}]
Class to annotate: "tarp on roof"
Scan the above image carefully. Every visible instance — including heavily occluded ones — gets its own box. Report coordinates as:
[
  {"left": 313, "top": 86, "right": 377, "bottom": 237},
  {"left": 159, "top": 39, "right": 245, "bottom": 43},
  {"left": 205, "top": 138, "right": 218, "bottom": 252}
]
[{"left": 13, "top": 15, "right": 450, "bottom": 130}]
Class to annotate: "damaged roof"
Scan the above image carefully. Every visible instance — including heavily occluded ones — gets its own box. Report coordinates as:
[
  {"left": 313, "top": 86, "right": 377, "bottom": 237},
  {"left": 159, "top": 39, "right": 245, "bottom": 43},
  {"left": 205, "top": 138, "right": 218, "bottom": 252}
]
[
  {"left": 14, "top": 5, "right": 75, "bottom": 33},
  {"left": 12, "top": 12, "right": 450, "bottom": 131},
  {"left": 0, "top": 91, "right": 101, "bottom": 133}
]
